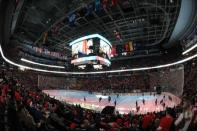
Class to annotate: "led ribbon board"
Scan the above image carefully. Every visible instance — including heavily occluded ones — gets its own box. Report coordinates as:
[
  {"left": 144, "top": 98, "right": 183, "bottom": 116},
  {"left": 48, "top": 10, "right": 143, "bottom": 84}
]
[
  {"left": 21, "top": 58, "right": 65, "bottom": 69},
  {"left": 1, "top": 43, "right": 197, "bottom": 74},
  {"left": 70, "top": 34, "right": 112, "bottom": 67}
]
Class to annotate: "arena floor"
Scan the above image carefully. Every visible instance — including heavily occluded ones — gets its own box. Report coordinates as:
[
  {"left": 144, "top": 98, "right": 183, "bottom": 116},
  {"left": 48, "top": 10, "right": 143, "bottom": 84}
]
[{"left": 43, "top": 90, "right": 181, "bottom": 114}]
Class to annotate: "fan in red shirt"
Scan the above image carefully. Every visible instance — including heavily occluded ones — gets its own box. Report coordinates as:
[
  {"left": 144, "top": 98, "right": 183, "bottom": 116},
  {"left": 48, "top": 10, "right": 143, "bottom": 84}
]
[
  {"left": 157, "top": 109, "right": 174, "bottom": 131},
  {"left": 0, "top": 95, "right": 5, "bottom": 104},
  {"left": 44, "top": 101, "right": 49, "bottom": 111},
  {"left": 2, "top": 84, "right": 9, "bottom": 96},
  {"left": 70, "top": 122, "right": 77, "bottom": 129},
  {"left": 15, "top": 90, "right": 22, "bottom": 101},
  {"left": 111, "top": 0, "right": 118, "bottom": 6},
  {"left": 110, "top": 122, "right": 119, "bottom": 131},
  {"left": 142, "top": 113, "right": 154, "bottom": 130}
]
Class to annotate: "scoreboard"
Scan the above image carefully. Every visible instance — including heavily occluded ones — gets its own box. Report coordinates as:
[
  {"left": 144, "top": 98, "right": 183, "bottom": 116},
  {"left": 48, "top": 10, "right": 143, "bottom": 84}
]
[{"left": 69, "top": 34, "right": 112, "bottom": 69}]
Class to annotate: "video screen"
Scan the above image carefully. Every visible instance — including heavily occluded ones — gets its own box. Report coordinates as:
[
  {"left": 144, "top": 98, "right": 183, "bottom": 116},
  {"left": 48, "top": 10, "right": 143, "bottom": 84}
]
[
  {"left": 71, "top": 39, "right": 93, "bottom": 58},
  {"left": 70, "top": 34, "right": 112, "bottom": 67}
]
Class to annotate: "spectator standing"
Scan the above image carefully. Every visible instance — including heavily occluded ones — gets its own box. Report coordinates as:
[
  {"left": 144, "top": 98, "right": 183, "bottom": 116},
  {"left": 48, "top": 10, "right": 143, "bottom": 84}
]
[
  {"left": 157, "top": 108, "right": 174, "bottom": 131},
  {"left": 175, "top": 100, "right": 194, "bottom": 131}
]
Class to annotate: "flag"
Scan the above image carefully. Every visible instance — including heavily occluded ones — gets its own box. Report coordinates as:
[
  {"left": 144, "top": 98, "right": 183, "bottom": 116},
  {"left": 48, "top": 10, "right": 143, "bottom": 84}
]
[
  {"left": 111, "top": 0, "right": 118, "bottom": 6},
  {"left": 95, "top": 0, "right": 101, "bottom": 11},
  {"left": 43, "top": 32, "right": 48, "bottom": 44},
  {"left": 85, "top": 4, "right": 94, "bottom": 16},
  {"left": 111, "top": 45, "right": 117, "bottom": 56},
  {"left": 68, "top": 13, "right": 76, "bottom": 27},
  {"left": 125, "top": 43, "right": 129, "bottom": 52},
  {"left": 102, "top": 0, "right": 109, "bottom": 9},
  {"left": 128, "top": 41, "right": 134, "bottom": 51}
]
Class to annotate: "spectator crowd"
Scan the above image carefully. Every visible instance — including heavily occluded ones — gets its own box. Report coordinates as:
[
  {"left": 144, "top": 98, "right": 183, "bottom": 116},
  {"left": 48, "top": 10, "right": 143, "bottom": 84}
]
[{"left": 0, "top": 69, "right": 196, "bottom": 131}]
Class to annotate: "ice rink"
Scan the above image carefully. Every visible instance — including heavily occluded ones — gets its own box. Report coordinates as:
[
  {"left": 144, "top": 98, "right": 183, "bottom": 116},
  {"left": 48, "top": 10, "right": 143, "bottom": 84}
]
[{"left": 43, "top": 90, "right": 181, "bottom": 114}]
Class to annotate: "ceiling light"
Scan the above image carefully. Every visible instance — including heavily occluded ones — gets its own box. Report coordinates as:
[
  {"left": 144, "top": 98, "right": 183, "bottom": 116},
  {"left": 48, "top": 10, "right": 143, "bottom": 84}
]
[{"left": 182, "top": 43, "right": 197, "bottom": 55}]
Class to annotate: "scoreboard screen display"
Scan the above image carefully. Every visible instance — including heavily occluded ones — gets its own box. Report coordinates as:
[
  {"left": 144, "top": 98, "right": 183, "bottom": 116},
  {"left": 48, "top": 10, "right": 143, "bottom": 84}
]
[{"left": 69, "top": 34, "right": 112, "bottom": 67}]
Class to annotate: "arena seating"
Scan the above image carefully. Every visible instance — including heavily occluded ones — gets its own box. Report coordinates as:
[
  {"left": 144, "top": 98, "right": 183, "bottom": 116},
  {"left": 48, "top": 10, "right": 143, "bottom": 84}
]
[
  {"left": 0, "top": 71, "right": 196, "bottom": 131},
  {"left": 183, "top": 62, "right": 197, "bottom": 105}
]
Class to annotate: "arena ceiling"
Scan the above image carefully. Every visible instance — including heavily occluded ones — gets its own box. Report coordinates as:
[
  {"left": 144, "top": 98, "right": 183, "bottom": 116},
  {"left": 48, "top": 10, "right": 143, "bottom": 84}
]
[
  {"left": 14, "top": 0, "right": 181, "bottom": 52},
  {"left": 0, "top": 0, "right": 197, "bottom": 74}
]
